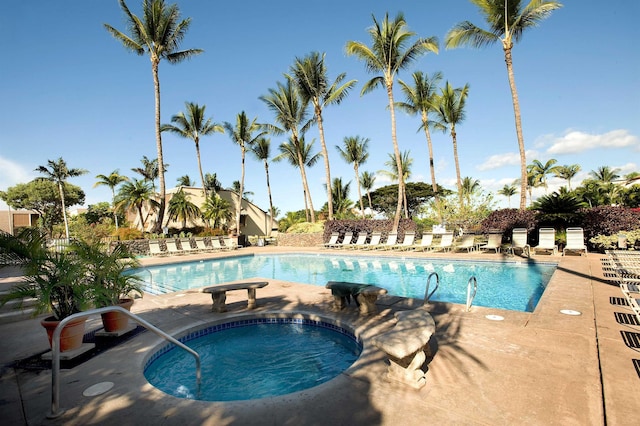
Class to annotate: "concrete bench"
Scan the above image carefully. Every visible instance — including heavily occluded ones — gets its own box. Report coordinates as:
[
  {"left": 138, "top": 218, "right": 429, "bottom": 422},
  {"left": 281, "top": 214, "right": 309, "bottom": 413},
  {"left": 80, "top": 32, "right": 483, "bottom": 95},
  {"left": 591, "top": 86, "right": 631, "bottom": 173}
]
[
  {"left": 202, "top": 281, "right": 269, "bottom": 313},
  {"left": 325, "top": 281, "right": 388, "bottom": 315},
  {"left": 371, "top": 308, "right": 436, "bottom": 389}
]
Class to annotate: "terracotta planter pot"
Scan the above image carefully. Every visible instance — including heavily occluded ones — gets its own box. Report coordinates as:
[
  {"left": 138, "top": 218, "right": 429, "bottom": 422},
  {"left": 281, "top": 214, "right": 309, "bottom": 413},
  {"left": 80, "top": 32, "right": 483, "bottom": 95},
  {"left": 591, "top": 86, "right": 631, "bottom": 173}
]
[
  {"left": 41, "top": 316, "right": 87, "bottom": 352},
  {"left": 100, "top": 299, "right": 134, "bottom": 332}
]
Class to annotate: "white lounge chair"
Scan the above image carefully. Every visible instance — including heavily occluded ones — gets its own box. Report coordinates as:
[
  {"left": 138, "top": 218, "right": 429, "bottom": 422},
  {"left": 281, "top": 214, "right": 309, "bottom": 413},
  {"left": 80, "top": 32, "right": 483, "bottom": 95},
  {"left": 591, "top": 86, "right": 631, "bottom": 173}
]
[
  {"left": 333, "top": 231, "right": 354, "bottom": 249},
  {"left": 180, "top": 238, "right": 198, "bottom": 255},
  {"left": 393, "top": 232, "right": 416, "bottom": 251},
  {"left": 412, "top": 234, "right": 434, "bottom": 252},
  {"left": 165, "top": 240, "right": 184, "bottom": 255},
  {"left": 223, "top": 237, "right": 239, "bottom": 250},
  {"left": 563, "top": 227, "right": 587, "bottom": 256},
  {"left": 148, "top": 240, "right": 167, "bottom": 256},
  {"left": 322, "top": 232, "right": 340, "bottom": 248},
  {"left": 211, "top": 238, "right": 230, "bottom": 251},
  {"left": 348, "top": 233, "right": 369, "bottom": 250},
  {"left": 533, "top": 228, "right": 558, "bottom": 255},
  {"left": 194, "top": 237, "right": 212, "bottom": 253},
  {"left": 509, "top": 228, "right": 530, "bottom": 257},
  {"left": 454, "top": 234, "right": 476, "bottom": 252},
  {"left": 362, "top": 231, "right": 382, "bottom": 250},
  {"left": 479, "top": 233, "right": 503, "bottom": 253},
  {"left": 376, "top": 233, "right": 398, "bottom": 250},
  {"left": 433, "top": 232, "right": 454, "bottom": 252}
]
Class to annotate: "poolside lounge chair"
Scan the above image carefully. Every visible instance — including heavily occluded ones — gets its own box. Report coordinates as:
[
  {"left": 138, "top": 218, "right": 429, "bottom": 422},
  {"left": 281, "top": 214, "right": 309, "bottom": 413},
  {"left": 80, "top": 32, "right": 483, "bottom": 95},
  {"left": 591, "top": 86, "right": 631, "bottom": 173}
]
[
  {"left": 412, "top": 234, "right": 434, "bottom": 252},
  {"left": 194, "top": 238, "right": 212, "bottom": 253},
  {"left": 479, "top": 233, "right": 503, "bottom": 253},
  {"left": 180, "top": 238, "right": 198, "bottom": 255},
  {"left": 211, "top": 238, "right": 230, "bottom": 251},
  {"left": 348, "top": 233, "right": 369, "bottom": 250},
  {"left": 148, "top": 240, "right": 167, "bottom": 256},
  {"left": 563, "top": 227, "right": 587, "bottom": 256},
  {"left": 433, "top": 232, "right": 454, "bottom": 252},
  {"left": 333, "top": 231, "right": 354, "bottom": 249},
  {"left": 533, "top": 228, "right": 558, "bottom": 255},
  {"left": 393, "top": 232, "right": 416, "bottom": 251},
  {"left": 376, "top": 233, "right": 398, "bottom": 250},
  {"left": 223, "top": 237, "right": 239, "bottom": 250},
  {"left": 362, "top": 231, "right": 382, "bottom": 250},
  {"left": 454, "top": 234, "right": 476, "bottom": 252},
  {"left": 165, "top": 240, "right": 184, "bottom": 255},
  {"left": 509, "top": 228, "right": 530, "bottom": 257},
  {"left": 323, "top": 232, "right": 340, "bottom": 248}
]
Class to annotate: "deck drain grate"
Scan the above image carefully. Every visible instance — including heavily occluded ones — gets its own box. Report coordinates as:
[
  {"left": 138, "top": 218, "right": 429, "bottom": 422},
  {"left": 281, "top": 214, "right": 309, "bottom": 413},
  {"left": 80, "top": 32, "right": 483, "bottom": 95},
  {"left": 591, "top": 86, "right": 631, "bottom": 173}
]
[
  {"left": 615, "top": 312, "right": 640, "bottom": 326},
  {"left": 621, "top": 331, "right": 640, "bottom": 349},
  {"left": 633, "top": 360, "right": 640, "bottom": 379},
  {"left": 610, "top": 297, "right": 629, "bottom": 306}
]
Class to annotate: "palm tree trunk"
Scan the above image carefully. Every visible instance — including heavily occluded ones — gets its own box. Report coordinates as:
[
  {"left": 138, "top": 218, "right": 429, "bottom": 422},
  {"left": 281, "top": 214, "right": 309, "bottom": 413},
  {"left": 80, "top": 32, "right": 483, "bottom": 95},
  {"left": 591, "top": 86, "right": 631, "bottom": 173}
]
[
  {"left": 111, "top": 188, "right": 119, "bottom": 231},
  {"left": 264, "top": 160, "right": 275, "bottom": 235},
  {"left": 386, "top": 81, "right": 403, "bottom": 233},
  {"left": 294, "top": 136, "right": 315, "bottom": 222},
  {"left": 236, "top": 147, "right": 246, "bottom": 235},
  {"left": 58, "top": 182, "right": 70, "bottom": 240},
  {"left": 152, "top": 59, "right": 166, "bottom": 232},
  {"left": 503, "top": 45, "right": 527, "bottom": 211},
  {"left": 422, "top": 111, "right": 441, "bottom": 222},
  {"left": 451, "top": 126, "right": 463, "bottom": 209},
  {"left": 354, "top": 163, "right": 365, "bottom": 219},
  {"left": 195, "top": 139, "right": 208, "bottom": 200},
  {"left": 316, "top": 109, "right": 333, "bottom": 221}
]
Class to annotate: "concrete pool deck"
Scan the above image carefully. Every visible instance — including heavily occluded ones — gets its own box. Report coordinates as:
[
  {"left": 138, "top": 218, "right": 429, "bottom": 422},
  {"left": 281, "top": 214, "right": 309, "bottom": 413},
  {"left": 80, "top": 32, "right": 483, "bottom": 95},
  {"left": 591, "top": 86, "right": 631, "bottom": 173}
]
[{"left": 1, "top": 246, "right": 638, "bottom": 425}]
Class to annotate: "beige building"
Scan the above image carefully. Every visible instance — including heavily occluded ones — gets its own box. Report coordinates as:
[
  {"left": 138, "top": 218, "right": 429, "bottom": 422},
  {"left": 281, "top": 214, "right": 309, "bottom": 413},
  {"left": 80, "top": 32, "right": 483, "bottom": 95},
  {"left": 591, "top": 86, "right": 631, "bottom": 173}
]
[
  {"left": 127, "top": 186, "right": 277, "bottom": 238},
  {"left": 0, "top": 209, "right": 41, "bottom": 235}
]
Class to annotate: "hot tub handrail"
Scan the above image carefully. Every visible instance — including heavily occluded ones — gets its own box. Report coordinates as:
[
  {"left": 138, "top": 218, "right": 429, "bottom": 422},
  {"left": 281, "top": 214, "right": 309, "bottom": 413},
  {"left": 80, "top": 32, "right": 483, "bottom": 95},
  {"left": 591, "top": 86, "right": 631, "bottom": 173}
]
[{"left": 48, "top": 306, "right": 201, "bottom": 419}]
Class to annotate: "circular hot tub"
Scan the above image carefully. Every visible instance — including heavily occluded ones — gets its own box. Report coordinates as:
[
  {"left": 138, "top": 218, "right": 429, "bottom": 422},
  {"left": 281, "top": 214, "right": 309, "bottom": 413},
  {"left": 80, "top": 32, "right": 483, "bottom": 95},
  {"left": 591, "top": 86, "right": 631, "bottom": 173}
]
[{"left": 144, "top": 316, "right": 362, "bottom": 401}]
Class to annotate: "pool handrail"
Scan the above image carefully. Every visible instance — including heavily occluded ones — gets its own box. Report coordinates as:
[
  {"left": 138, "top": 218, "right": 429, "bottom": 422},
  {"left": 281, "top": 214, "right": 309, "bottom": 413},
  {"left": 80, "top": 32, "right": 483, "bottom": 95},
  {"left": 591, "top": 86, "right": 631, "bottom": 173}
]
[
  {"left": 466, "top": 276, "right": 478, "bottom": 312},
  {"left": 48, "top": 306, "right": 201, "bottom": 419},
  {"left": 424, "top": 272, "right": 440, "bottom": 304}
]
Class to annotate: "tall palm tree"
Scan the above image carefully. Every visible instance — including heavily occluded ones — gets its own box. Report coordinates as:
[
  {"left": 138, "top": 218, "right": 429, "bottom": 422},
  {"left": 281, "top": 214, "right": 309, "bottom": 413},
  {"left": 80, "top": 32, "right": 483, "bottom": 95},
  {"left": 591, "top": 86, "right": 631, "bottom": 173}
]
[
  {"left": 325, "top": 177, "right": 354, "bottom": 219},
  {"left": 176, "top": 175, "right": 194, "bottom": 186},
  {"left": 131, "top": 155, "right": 167, "bottom": 192},
  {"left": 434, "top": 81, "right": 470, "bottom": 208},
  {"left": 273, "top": 135, "right": 321, "bottom": 222},
  {"left": 202, "top": 194, "right": 233, "bottom": 230},
  {"left": 461, "top": 176, "right": 481, "bottom": 206},
  {"left": 94, "top": 170, "right": 129, "bottom": 231},
  {"left": 553, "top": 164, "right": 581, "bottom": 190},
  {"left": 336, "top": 136, "right": 370, "bottom": 218},
  {"left": 223, "top": 111, "right": 267, "bottom": 234},
  {"left": 289, "top": 51, "right": 357, "bottom": 220},
  {"left": 115, "top": 178, "right": 158, "bottom": 230},
  {"left": 528, "top": 159, "right": 560, "bottom": 193},
  {"left": 346, "top": 12, "right": 439, "bottom": 232},
  {"left": 498, "top": 184, "right": 518, "bottom": 207},
  {"left": 379, "top": 151, "right": 413, "bottom": 218},
  {"left": 360, "top": 171, "right": 376, "bottom": 212},
  {"left": 229, "top": 181, "right": 254, "bottom": 200},
  {"left": 397, "top": 70, "right": 444, "bottom": 203},
  {"left": 105, "top": 0, "right": 203, "bottom": 232},
  {"left": 203, "top": 172, "right": 222, "bottom": 194},
  {"left": 167, "top": 188, "right": 201, "bottom": 229},
  {"left": 161, "top": 102, "right": 223, "bottom": 200},
  {"left": 445, "top": 0, "right": 563, "bottom": 210},
  {"left": 250, "top": 137, "right": 276, "bottom": 235},
  {"left": 590, "top": 165, "right": 620, "bottom": 183},
  {"left": 260, "top": 79, "right": 315, "bottom": 221},
  {"left": 35, "top": 158, "right": 88, "bottom": 240}
]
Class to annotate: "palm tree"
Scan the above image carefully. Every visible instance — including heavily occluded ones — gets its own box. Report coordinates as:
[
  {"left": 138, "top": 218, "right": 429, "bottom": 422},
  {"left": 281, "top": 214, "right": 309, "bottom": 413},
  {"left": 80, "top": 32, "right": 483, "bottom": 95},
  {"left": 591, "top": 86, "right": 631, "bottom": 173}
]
[
  {"left": 167, "top": 188, "right": 201, "bottom": 229},
  {"left": 590, "top": 165, "right": 620, "bottom": 183},
  {"left": 115, "top": 178, "right": 158, "bottom": 230},
  {"left": 203, "top": 172, "right": 222, "bottom": 194},
  {"left": 176, "top": 175, "right": 194, "bottom": 186},
  {"left": 161, "top": 102, "right": 223, "bottom": 200},
  {"left": 105, "top": 0, "right": 203, "bottom": 232},
  {"left": 461, "top": 176, "right": 481, "bottom": 206},
  {"left": 202, "top": 194, "right": 232, "bottom": 230},
  {"left": 35, "top": 158, "right": 88, "bottom": 240},
  {"left": 360, "top": 171, "right": 376, "bottom": 212},
  {"left": 346, "top": 12, "right": 439, "bottom": 232},
  {"left": 517, "top": 169, "right": 543, "bottom": 206},
  {"left": 229, "top": 181, "right": 254, "bottom": 200},
  {"left": 434, "top": 81, "right": 470, "bottom": 208},
  {"left": 379, "top": 151, "right": 413, "bottom": 218},
  {"left": 553, "top": 164, "right": 581, "bottom": 190},
  {"left": 498, "top": 184, "right": 518, "bottom": 207},
  {"left": 250, "top": 137, "right": 276, "bottom": 234},
  {"left": 260, "top": 79, "right": 315, "bottom": 221},
  {"left": 131, "top": 156, "right": 167, "bottom": 192},
  {"left": 273, "top": 135, "right": 321, "bottom": 222},
  {"left": 223, "top": 111, "right": 267, "bottom": 234},
  {"left": 528, "top": 159, "right": 560, "bottom": 193},
  {"left": 336, "top": 136, "right": 370, "bottom": 218},
  {"left": 94, "top": 170, "right": 129, "bottom": 231},
  {"left": 289, "top": 51, "right": 357, "bottom": 221},
  {"left": 445, "top": 0, "right": 563, "bottom": 210},
  {"left": 325, "top": 178, "right": 354, "bottom": 219},
  {"left": 397, "top": 70, "right": 444, "bottom": 202}
]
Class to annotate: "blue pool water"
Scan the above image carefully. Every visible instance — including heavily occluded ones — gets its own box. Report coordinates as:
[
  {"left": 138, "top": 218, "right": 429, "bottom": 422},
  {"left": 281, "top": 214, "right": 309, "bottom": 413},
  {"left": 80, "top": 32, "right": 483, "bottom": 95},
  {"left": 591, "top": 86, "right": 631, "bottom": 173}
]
[
  {"left": 144, "top": 318, "right": 361, "bottom": 401},
  {"left": 134, "top": 254, "right": 556, "bottom": 312}
]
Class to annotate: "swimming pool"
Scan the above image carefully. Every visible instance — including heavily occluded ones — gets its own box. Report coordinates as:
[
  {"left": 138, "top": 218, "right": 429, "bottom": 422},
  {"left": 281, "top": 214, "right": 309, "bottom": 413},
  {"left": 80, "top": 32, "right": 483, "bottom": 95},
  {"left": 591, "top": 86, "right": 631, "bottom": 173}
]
[
  {"left": 144, "top": 316, "right": 362, "bottom": 401},
  {"left": 135, "top": 254, "right": 556, "bottom": 312}
]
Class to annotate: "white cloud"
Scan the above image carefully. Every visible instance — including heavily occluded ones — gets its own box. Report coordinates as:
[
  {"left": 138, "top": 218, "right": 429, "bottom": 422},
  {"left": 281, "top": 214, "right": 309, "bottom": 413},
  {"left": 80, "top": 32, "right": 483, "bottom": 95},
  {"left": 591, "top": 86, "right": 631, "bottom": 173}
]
[
  {"left": 476, "top": 150, "right": 538, "bottom": 171},
  {"left": 0, "top": 156, "right": 34, "bottom": 191},
  {"left": 546, "top": 129, "right": 639, "bottom": 155}
]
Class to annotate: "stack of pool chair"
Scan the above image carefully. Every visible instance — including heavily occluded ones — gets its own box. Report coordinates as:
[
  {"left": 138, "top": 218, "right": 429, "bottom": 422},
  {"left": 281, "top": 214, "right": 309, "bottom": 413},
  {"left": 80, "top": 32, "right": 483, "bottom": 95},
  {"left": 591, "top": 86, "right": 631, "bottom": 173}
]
[{"left": 609, "top": 250, "right": 640, "bottom": 323}]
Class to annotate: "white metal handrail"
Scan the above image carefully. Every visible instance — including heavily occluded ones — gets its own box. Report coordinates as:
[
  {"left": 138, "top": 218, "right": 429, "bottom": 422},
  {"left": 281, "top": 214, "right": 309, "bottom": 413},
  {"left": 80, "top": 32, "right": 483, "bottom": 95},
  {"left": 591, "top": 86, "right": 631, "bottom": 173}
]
[
  {"left": 466, "top": 276, "right": 478, "bottom": 312},
  {"left": 424, "top": 272, "right": 440, "bottom": 305},
  {"left": 48, "top": 306, "right": 201, "bottom": 419}
]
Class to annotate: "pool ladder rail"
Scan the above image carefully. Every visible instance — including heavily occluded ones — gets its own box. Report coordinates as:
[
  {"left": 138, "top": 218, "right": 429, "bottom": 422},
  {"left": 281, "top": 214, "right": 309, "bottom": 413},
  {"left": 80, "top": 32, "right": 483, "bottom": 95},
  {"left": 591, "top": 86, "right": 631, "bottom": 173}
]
[
  {"left": 466, "top": 276, "right": 478, "bottom": 312},
  {"left": 423, "top": 272, "right": 478, "bottom": 313},
  {"left": 47, "top": 306, "right": 201, "bottom": 419},
  {"left": 423, "top": 272, "right": 440, "bottom": 305}
]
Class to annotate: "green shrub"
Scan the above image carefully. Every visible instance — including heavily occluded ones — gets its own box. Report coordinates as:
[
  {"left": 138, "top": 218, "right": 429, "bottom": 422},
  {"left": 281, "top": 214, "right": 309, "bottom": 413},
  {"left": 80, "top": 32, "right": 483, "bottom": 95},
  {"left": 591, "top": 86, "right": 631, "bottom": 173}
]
[
  {"left": 114, "top": 227, "right": 144, "bottom": 241},
  {"left": 286, "top": 222, "right": 325, "bottom": 234}
]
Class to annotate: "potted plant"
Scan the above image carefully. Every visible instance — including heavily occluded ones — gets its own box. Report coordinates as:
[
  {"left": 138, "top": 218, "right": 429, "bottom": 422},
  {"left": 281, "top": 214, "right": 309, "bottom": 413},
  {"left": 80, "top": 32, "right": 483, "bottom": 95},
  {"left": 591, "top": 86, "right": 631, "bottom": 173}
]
[
  {"left": 0, "top": 229, "right": 93, "bottom": 352},
  {"left": 75, "top": 242, "right": 143, "bottom": 332}
]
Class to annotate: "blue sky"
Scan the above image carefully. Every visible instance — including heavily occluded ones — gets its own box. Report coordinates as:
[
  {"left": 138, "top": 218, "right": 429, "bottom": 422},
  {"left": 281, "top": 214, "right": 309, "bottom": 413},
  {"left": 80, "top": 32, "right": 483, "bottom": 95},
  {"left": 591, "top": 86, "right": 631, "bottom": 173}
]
[{"left": 1, "top": 0, "right": 639, "bottom": 216}]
